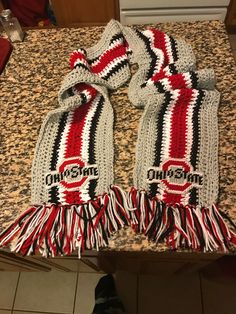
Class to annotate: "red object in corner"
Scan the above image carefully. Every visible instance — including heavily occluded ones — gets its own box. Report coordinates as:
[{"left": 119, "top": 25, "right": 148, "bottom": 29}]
[
  {"left": 2, "top": 0, "right": 49, "bottom": 27},
  {"left": 0, "top": 38, "right": 13, "bottom": 75}
]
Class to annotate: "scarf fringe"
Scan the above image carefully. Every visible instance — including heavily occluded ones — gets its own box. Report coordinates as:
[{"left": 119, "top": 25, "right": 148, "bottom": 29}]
[
  {"left": 0, "top": 186, "right": 130, "bottom": 257},
  {"left": 0, "top": 186, "right": 236, "bottom": 257},
  {"left": 126, "top": 188, "right": 236, "bottom": 252}
]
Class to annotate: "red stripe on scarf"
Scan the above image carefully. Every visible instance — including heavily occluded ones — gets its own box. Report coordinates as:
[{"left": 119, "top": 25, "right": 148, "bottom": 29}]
[
  {"left": 91, "top": 45, "right": 127, "bottom": 74},
  {"left": 65, "top": 103, "right": 91, "bottom": 158},
  {"left": 163, "top": 192, "right": 181, "bottom": 204},
  {"left": 63, "top": 100, "right": 93, "bottom": 204},
  {"left": 151, "top": 29, "right": 169, "bottom": 66},
  {"left": 169, "top": 89, "right": 193, "bottom": 158},
  {"left": 74, "top": 83, "right": 97, "bottom": 103},
  {"left": 162, "top": 89, "right": 193, "bottom": 204},
  {"left": 150, "top": 69, "right": 167, "bottom": 83},
  {"left": 168, "top": 73, "right": 189, "bottom": 90},
  {"left": 70, "top": 50, "right": 88, "bottom": 69}
]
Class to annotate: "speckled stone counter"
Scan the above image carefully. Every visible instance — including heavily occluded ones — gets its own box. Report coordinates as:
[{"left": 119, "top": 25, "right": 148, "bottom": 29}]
[{"left": 0, "top": 20, "right": 235, "bottom": 253}]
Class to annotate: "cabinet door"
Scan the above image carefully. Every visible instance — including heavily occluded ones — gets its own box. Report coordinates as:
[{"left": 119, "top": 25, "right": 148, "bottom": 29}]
[
  {"left": 226, "top": 0, "right": 236, "bottom": 32},
  {"left": 120, "top": 7, "right": 228, "bottom": 25},
  {"left": 51, "top": 0, "right": 120, "bottom": 27},
  {"left": 0, "top": 251, "right": 51, "bottom": 271},
  {"left": 120, "top": 0, "right": 230, "bottom": 10}
]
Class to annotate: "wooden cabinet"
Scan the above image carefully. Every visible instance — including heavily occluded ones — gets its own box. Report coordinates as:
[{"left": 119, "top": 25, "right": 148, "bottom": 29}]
[
  {"left": 0, "top": 249, "right": 101, "bottom": 272},
  {"left": 51, "top": 0, "right": 120, "bottom": 27},
  {"left": 0, "top": 250, "right": 51, "bottom": 271},
  {"left": 226, "top": 0, "right": 236, "bottom": 32}
]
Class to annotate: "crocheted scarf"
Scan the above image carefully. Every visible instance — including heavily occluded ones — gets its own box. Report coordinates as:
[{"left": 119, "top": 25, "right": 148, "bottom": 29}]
[{"left": 1, "top": 20, "right": 236, "bottom": 257}]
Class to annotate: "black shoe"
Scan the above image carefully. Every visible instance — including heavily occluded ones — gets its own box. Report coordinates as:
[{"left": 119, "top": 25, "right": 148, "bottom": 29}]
[{"left": 92, "top": 274, "right": 126, "bottom": 314}]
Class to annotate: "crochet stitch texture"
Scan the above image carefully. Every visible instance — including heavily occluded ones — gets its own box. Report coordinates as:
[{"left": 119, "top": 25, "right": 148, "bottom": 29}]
[{"left": 0, "top": 20, "right": 235, "bottom": 257}]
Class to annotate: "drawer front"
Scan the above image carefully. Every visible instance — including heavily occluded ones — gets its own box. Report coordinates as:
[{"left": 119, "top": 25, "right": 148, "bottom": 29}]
[
  {"left": 120, "top": 0, "right": 230, "bottom": 10},
  {"left": 120, "top": 8, "right": 228, "bottom": 25}
]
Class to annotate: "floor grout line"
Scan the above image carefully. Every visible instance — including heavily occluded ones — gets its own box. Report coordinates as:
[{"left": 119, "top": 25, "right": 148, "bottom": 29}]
[
  {"left": 12, "top": 309, "right": 72, "bottom": 314},
  {"left": 11, "top": 272, "right": 21, "bottom": 314},
  {"left": 198, "top": 271, "right": 205, "bottom": 314},
  {"left": 72, "top": 271, "right": 79, "bottom": 314},
  {"left": 136, "top": 274, "right": 139, "bottom": 314}
]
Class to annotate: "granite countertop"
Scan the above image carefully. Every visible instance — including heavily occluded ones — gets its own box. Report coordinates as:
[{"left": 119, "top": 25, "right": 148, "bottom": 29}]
[{"left": 0, "top": 20, "right": 235, "bottom": 253}]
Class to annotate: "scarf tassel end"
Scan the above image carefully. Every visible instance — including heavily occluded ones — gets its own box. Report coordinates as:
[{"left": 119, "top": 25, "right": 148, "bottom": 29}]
[{"left": 0, "top": 187, "right": 236, "bottom": 256}]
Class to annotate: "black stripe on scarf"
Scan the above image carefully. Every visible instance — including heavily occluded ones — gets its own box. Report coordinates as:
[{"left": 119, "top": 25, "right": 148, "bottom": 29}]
[
  {"left": 135, "top": 29, "right": 160, "bottom": 81},
  {"left": 169, "top": 36, "right": 178, "bottom": 62},
  {"left": 168, "top": 63, "right": 178, "bottom": 75},
  {"left": 89, "top": 34, "right": 125, "bottom": 65},
  {"left": 101, "top": 59, "right": 129, "bottom": 81},
  {"left": 74, "top": 63, "right": 90, "bottom": 71},
  {"left": 149, "top": 91, "right": 173, "bottom": 197},
  {"left": 87, "top": 95, "right": 105, "bottom": 199},
  {"left": 190, "top": 71, "right": 199, "bottom": 89},
  {"left": 49, "top": 112, "right": 69, "bottom": 203},
  {"left": 110, "top": 33, "right": 125, "bottom": 45},
  {"left": 189, "top": 89, "right": 204, "bottom": 205}
]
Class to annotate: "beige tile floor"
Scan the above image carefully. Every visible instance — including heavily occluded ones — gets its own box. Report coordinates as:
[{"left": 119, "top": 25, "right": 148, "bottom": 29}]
[{"left": 1, "top": 263, "right": 236, "bottom": 314}]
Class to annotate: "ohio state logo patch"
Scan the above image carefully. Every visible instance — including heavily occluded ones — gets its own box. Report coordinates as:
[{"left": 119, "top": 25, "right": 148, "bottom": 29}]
[
  {"left": 147, "top": 158, "right": 203, "bottom": 194},
  {"left": 45, "top": 157, "right": 99, "bottom": 191}
]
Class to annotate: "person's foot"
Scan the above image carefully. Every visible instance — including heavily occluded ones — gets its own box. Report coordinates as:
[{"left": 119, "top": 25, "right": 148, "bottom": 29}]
[{"left": 92, "top": 274, "right": 126, "bottom": 314}]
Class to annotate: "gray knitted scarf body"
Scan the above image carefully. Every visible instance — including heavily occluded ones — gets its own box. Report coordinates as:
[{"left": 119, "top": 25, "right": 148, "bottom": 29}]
[{"left": 1, "top": 20, "right": 236, "bottom": 257}]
